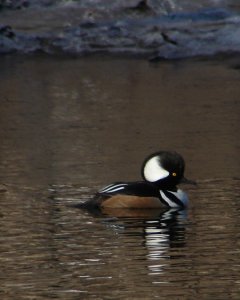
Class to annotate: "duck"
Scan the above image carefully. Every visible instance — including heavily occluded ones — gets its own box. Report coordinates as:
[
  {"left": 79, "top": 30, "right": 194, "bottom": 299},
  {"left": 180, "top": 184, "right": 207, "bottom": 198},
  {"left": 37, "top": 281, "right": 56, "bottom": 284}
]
[{"left": 81, "top": 151, "right": 195, "bottom": 209}]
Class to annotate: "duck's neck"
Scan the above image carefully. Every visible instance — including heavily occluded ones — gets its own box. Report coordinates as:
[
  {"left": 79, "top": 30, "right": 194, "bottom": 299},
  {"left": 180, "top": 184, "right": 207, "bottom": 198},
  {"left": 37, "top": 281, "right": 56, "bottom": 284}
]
[{"left": 154, "top": 181, "right": 178, "bottom": 192}]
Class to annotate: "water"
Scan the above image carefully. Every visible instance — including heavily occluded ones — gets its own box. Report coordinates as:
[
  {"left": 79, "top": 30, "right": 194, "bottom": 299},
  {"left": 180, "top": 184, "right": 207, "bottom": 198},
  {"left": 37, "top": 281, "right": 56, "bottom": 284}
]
[{"left": 0, "top": 54, "right": 240, "bottom": 299}]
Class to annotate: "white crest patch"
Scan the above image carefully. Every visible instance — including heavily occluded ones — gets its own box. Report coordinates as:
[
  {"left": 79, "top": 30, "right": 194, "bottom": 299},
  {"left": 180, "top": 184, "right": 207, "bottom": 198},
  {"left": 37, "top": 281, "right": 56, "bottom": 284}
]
[{"left": 143, "top": 156, "right": 169, "bottom": 182}]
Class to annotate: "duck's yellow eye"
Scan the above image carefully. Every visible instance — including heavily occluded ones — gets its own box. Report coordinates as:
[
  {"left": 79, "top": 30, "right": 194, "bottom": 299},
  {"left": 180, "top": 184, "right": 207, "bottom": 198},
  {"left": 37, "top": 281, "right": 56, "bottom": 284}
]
[{"left": 172, "top": 172, "right": 177, "bottom": 177}]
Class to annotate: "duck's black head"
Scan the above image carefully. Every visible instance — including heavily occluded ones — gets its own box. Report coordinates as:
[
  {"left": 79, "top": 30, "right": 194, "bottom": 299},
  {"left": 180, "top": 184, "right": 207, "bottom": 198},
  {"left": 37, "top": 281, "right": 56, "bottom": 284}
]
[{"left": 141, "top": 151, "right": 190, "bottom": 190}]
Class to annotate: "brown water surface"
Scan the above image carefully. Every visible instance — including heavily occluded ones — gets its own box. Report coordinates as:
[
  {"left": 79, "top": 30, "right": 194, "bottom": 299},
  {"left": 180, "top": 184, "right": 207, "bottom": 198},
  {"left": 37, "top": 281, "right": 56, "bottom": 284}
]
[{"left": 0, "top": 55, "right": 240, "bottom": 299}]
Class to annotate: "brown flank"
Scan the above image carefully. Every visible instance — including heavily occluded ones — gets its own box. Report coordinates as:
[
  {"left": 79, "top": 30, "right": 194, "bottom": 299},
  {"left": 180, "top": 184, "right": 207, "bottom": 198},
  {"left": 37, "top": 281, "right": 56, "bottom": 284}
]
[{"left": 101, "top": 195, "right": 163, "bottom": 208}]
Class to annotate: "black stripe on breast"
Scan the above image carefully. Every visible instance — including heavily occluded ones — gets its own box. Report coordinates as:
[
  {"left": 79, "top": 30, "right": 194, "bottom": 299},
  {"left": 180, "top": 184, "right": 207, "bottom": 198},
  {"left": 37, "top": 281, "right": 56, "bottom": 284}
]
[{"left": 161, "top": 190, "right": 185, "bottom": 208}]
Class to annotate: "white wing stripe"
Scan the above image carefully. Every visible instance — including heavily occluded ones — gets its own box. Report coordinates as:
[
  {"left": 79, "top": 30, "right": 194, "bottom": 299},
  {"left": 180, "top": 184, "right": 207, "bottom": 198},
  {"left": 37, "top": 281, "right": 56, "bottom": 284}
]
[
  {"left": 99, "top": 183, "right": 127, "bottom": 193},
  {"left": 104, "top": 186, "right": 126, "bottom": 193},
  {"left": 99, "top": 184, "right": 114, "bottom": 192}
]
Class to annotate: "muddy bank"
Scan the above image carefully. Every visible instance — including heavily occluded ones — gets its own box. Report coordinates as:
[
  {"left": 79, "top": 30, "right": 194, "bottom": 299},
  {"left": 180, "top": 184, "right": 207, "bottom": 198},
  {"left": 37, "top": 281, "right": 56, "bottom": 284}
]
[{"left": 1, "top": 2, "right": 240, "bottom": 59}]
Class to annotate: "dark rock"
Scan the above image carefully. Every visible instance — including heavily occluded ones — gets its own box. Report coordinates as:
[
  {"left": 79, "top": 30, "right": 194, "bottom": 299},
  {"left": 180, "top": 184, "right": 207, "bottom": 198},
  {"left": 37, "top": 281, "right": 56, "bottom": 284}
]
[
  {"left": 1, "top": 8, "right": 240, "bottom": 59},
  {"left": 0, "top": 24, "right": 43, "bottom": 54},
  {"left": 0, "top": 25, "right": 15, "bottom": 38},
  {"left": 0, "top": 0, "right": 29, "bottom": 10},
  {"left": 51, "top": 8, "right": 240, "bottom": 59},
  {"left": 127, "top": 0, "right": 152, "bottom": 13}
]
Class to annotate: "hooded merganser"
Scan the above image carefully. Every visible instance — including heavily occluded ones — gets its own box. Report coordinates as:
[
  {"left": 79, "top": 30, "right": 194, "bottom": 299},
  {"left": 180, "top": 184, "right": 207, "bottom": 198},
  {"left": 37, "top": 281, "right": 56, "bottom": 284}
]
[{"left": 82, "top": 151, "right": 195, "bottom": 209}]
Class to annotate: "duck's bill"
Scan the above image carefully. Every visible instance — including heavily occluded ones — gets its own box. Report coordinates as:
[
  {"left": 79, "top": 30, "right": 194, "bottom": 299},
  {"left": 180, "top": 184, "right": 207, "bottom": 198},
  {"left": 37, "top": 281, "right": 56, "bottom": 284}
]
[{"left": 180, "top": 177, "right": 197, "bottom": 185}]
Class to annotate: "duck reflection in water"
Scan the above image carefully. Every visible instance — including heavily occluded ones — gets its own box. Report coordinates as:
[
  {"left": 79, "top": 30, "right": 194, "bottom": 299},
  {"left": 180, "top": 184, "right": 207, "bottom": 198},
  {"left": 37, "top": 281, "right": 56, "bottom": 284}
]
[
  {"left": 141, "top": 208, "right": 188, "bottom": 277},
  {"left": 88, "top": 207, "right": 188, "bottom": 276}
]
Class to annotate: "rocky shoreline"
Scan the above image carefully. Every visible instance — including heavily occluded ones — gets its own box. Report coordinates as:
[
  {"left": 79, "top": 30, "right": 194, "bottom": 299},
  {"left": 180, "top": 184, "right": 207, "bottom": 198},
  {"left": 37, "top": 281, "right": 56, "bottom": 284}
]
[{"left": 1, "top": 1, "right": 240, "bottom": 59}]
